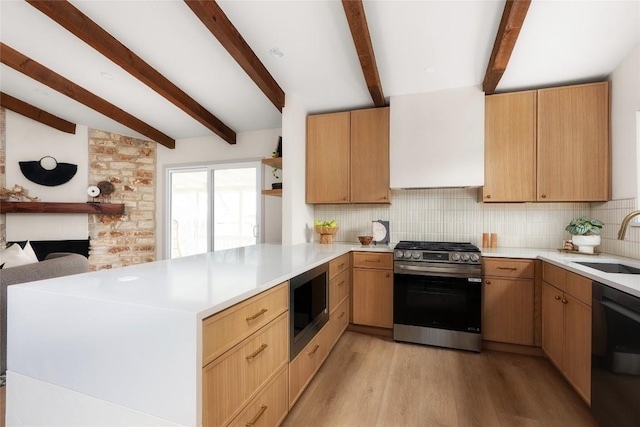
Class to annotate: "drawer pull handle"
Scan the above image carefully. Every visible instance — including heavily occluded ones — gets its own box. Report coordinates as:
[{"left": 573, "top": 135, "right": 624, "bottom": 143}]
[
  {"left": 338, "top": 311, "right": 346, "bottom": 319},
  {"left": 246, "top": 405, "right": 268, "bottom": 426},
  {"left": 246, "top": 308, "right": 268, "bottom": 321},
  {"left": 554, "top": 295, "right": 561, "bottom": 300},
  {"left": 246, "top": 344, "right": 268, "bottom": 360},
  {"left": 365, "top": 259, "right": 381, "bottom": 263},
  {"left": 337, "top": 280, "right": 345, "bottom": 287},
  {"left": 308, "top": 344, "right": 320, "bottom": 356},
  {"left": 338, "top": 263, "right": 345, "bottom": 268},
  {"left": 497, "top": 267, "right": 517, "bottom": 271}
]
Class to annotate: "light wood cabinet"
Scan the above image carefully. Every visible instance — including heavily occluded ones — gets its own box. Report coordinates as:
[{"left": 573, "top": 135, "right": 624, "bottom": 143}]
[
  {"left": 288, "top": 323, "right": 331, "bottom": 408},
  {"left": 483, "top": 91, "right": 537, "bottom": 202},
  {"left": 352, "top": 252, "right": 394, "bottom": 329},
  {"left": 203, "top": 312, "right": 289, "bottom": 426},
  {"left": 228, "top": 366, "right": 288, "bottom": 427},
  {"left": 329, "top": 297, "right": 349, "bottom": 349},
  {"left": 483, "top": 82, "right": 610, "bottom": 203},
  {"left": 537, "top": 82, "right": 610, "bottom": 201},
  {"left": 306, "top": 108, "right": 390, "bottom": 204},
  {"left": 482, "top": 258, "right": 535, "bottom": 346},
  {"left": 541, "top": 262, "right": 592, "bottom": 404},
  {"left": 329, "top": 253, "right": 350, "bottom": 314},
  {"left": 202, "top": 283, "right": 288, "bottom": 366}
]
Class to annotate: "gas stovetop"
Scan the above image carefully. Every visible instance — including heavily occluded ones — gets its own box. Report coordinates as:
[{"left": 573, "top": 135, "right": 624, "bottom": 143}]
[{"left": 394, "top": 241, "right": 481, "bottom": 264}]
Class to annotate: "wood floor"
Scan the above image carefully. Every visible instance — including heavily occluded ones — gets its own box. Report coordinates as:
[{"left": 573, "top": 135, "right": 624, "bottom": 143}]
[
  {"left": 283, "top": 331, "right": 598, "bottom": 427},
  {"left": 1, "top": 385, "right": 5, "bottom": 427}
]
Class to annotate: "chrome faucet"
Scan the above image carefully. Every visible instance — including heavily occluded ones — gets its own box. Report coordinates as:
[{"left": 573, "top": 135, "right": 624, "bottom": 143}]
[{"left": 617, "top": 210, "right": 640, "bottom": 240}]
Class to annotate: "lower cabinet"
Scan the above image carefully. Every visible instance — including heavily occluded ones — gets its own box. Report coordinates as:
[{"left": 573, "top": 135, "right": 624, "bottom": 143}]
[
  {"left": 289, "top": 323, "right": 331, "bottom": 407},
  {"left": 352, "top": 252, "right": 394, "bottom": 328},
  {"left": 482, "top": 258, "right": 535, "bottom": 346},
  {"left": 228, "top": 366, "right": 289, "bottom": 427},
  {"left": 330, "top": 297, "right": 350, "bottom": 348},
  {"left": 541, "top": 262, "right": 592, "bottom": 404}
]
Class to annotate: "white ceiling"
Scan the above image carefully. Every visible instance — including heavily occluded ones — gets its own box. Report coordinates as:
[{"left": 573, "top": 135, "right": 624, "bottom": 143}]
[{"left": 0, "top": 0, "right": 638, "bottom": 145}]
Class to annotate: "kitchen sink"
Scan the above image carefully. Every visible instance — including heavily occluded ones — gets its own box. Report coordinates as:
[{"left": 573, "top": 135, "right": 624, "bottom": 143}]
[{"left": 576, "top": 262, "right": 640, "bottom": 274}]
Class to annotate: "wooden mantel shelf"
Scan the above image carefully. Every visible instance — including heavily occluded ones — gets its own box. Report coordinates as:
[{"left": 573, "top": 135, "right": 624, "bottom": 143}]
[{"left": 0, "top": 201, "right": 125, "bottom": 214}]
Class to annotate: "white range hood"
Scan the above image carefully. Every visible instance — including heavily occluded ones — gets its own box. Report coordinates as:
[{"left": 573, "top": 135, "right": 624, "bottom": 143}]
[{"left": 389, "top": 86, "right": 485, "bottom": 189}]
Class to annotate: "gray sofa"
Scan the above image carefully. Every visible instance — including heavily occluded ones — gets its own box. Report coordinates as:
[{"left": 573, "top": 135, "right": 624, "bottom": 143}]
[{"left": 1, "top": 253, "right": 89, "bottom": 376}]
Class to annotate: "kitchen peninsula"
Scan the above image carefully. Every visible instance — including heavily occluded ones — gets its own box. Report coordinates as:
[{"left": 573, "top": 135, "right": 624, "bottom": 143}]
[{"left": 5, "top": 243, "right": 390, "bottom": 426}]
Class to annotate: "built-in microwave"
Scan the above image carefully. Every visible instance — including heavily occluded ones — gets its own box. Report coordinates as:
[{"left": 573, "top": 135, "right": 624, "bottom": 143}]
[{"left": 289, "top": 262, "right": 329, "bottom": 360}]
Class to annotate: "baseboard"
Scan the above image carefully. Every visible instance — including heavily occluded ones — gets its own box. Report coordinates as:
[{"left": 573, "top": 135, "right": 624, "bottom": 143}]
[
  {"left": 346, "top": 324, "right": 393, "bottom": 339},
  {"left": 482, "top": 340, "right": 544, "bottom": 357}
]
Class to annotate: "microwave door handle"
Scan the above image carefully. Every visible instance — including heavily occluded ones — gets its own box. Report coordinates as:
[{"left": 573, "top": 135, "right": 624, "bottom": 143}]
[{"left": 601, "top": 299, "right": 640, "bottom": 325}]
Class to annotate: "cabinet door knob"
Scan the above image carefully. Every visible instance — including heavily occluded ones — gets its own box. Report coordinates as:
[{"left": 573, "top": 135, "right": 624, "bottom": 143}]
[
  {"left": 554, "top": 295, "right": 561, "bottom": 300},
  {"left": 562, "top": 299, "right": 568, "bottom": 304},
  {"left": 541, "top": 194, "right": 547, "bottom": 199},
  {"left": 485, "top": 280, "right": 491, "bottom": 284},
  {"left": 386, "top": 273, "right": 390, "bottom": 278},
  {"left": 486, "top": 195, "right": 491, "bottom": 199},
  {"left": 343, "top": 196, "right": 347, "bottom": 201}
]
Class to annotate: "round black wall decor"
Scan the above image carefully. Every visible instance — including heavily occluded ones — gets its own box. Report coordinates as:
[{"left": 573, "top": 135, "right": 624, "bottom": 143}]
[{"left": 19, "top": 156, "right": 78, "bottom": 186}]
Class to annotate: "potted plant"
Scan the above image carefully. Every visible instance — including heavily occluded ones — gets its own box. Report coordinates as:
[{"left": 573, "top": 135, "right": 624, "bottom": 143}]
[{"left": 565, "top": 217, "right": 603, "bottom": 253}]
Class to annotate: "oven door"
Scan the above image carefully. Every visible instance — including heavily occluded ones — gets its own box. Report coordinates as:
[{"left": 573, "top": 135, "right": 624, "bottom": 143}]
[{"left": 393, "top": 268, "right": 481, "bottom": 334}]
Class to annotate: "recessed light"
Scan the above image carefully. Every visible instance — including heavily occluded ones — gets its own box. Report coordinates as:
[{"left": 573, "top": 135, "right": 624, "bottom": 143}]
[
  {"left": 34, "top": 88, "right": 49, "bottom": 96},
  {"left": 100, "top": 71, "right": 114, "bottom": 80},
  {"left": 270, "top": 48, "right": 284, "bottom": 58}
]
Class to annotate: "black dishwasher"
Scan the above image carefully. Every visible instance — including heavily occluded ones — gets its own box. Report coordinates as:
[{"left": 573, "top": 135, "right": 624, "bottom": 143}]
[{"left": 592, "top": 281, "right": 640, "bottom": 427}]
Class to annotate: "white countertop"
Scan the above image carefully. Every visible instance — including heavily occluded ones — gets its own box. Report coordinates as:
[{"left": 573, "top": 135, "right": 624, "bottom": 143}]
[
  {"left": 11, "top": 242, "right": 393, "bottom": 321},
  {"left": 482, "top": 247, "right": 640, "bottom": 298}
]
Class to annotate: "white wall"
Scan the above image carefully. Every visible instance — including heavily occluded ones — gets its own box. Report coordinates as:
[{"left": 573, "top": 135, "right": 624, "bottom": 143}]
[
  {"left": 5, "top": 111, "right": 89, "bottom": 240},
  {"left": 609, "top": 43, "right": 640, "bottom": 200},
  {"left": 155, "top": 128, "right": 282, "bottom": 259},
  {"left": 282, "top": 94, "right": 314, "bottom": 246}
]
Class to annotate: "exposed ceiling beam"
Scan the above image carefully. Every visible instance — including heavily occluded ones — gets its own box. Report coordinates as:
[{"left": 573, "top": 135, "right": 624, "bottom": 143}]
[
  {"left": 483, "top": 0, "right": 531, "bottom": 94},
  {"left": 1, "top": 92, "right": 76, "bottom": 134},
  {"left": 342, "top": 0, "right": 385, "bottom": 107},
  {"left": 26, "top": 0, "right": 236, "bottom": 145},
  {"left": 0, "top": 43, "right": 176, "bottom": 149},
  {"left": 184, "top": 0, "right": 285, "bottom": 112}
]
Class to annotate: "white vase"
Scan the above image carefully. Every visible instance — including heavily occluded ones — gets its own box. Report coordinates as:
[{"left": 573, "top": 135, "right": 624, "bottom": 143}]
[{"left": 571, "top": 235, "right": 601, "bottom": 254}]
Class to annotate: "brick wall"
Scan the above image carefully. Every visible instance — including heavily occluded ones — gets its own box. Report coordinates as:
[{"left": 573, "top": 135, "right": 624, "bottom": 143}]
[
  {"left": 88, "top": 129, "right": 156, "bottom": 270},
  {"left": 0, "top": 108, "right": 6, "bottom": 248}
]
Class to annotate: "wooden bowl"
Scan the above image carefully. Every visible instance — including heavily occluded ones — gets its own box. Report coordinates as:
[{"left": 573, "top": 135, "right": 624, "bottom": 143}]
[{"left": 358, "top": 236, "right": 373, "bottom": 246}]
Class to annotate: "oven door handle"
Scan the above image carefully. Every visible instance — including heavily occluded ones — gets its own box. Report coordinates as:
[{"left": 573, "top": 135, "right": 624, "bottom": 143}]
[{"left": 395, "top": 264, "right": 481, "bottom": 278}]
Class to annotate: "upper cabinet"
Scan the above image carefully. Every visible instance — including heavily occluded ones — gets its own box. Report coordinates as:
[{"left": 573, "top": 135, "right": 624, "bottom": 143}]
[
  {"left": 306, "top": 107, "right": 390, "bottom": 204},
  {"left": 390, "top": 87, "right": 485, "bottom": 188},
  {"left": 483, "top": 91, "right": 537, "bottom": 202},
  {"left": 537, "top": 82, "right": 610, "bottom": 202},
  {"left": 483, "top": 82, "right": 610, "bottom": 203}
]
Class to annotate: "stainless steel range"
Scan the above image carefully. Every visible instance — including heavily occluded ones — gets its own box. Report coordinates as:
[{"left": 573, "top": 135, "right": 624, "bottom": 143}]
[{"left": 393, "top": 241, "right": 482, "bottom": 352}]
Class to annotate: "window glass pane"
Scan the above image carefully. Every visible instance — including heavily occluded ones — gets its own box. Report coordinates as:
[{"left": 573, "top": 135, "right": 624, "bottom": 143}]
[
  {"left": 213, "top": 167, "right": 257, "bottom": 251},
  {"left": 170, "top": 170, "right": 208, "bottom": 258}
]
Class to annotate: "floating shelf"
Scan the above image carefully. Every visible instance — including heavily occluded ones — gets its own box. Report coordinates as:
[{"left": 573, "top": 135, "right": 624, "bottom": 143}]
[
  {"left": 261, "top": 157, "right": 282, "bottom": 169},
  {"left": 261, "top": 189, "right": 282, "bottom": 197},
  {"left": 0, "top": 201, "right": 125, "bottom": 214}
]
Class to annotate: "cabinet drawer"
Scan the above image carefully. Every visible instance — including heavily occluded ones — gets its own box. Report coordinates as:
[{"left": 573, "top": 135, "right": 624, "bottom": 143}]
[
  {"left": 329, "top": 253, "right": 350, "bottom": 278},
  {"left": 203, "top": 282, "right": 288, "bottom": 365},
  {"left": 566, "top": 271, "right": 592, "bottom": 307},
  {"left": 289, "top": 324, "right": 331, "bottom": 407},
  {"left": 330, "top": 297, "right": 349, "bottom": 348},
  {"left": 542, "top": 262, "right": 567, "bottom": 291},
  {"left": 228, "top": 366, "right": 288, "bottom": 427},
  {"left": 329, "top": 268, "right": 350, "bottom": 313},
  {"left": 203, "top": 313, "right": 288, "bottom": 427},
  {"left": 352, "top": 252, "right": 393, "bottom": 269},
  {"left": 484, "top": 258, "right": 534, "bottom": 279}
]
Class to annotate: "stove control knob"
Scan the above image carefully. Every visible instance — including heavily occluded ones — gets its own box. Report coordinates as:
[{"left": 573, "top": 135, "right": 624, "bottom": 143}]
[
  {"left": 461, "top": 253, "right": 470, "bottom": 261},
  {"left": 451, "top": 253, "right": 461, "bottom": 261},
  {"left": 404, "top": 251, "right": 413, "bottom": 259},
  {"left": 412, "top": 251, "right": 421, "bottom": 259},
  {"left": 470, "top": 253, "right": 480, "bottom": 262},
  {"left": 395, "top": 250, "right": 404, "bottom": 259}
]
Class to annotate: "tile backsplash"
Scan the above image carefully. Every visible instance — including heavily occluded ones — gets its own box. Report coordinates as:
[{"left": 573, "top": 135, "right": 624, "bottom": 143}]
[{"left": 315, "top": 188, "right": 640, "bottom": 260}]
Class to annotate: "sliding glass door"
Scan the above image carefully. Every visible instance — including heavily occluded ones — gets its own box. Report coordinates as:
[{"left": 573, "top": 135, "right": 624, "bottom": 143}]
[{"left": 167, "top": 162, "right": 261, "bottom": 258}]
